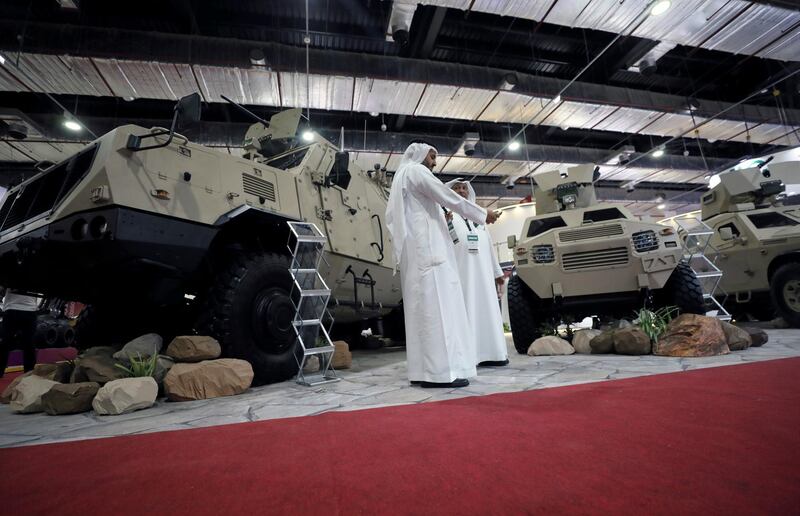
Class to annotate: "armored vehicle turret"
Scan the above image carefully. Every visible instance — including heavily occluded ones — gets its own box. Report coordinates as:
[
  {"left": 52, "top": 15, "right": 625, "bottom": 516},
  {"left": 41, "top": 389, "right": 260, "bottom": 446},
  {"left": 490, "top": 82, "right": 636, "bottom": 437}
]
[
  {"left": 0, "top": 94, "right": 400, "bottom": 384},
  {"left": 506, "top": 164, "right": 704, "bottom": 354}
]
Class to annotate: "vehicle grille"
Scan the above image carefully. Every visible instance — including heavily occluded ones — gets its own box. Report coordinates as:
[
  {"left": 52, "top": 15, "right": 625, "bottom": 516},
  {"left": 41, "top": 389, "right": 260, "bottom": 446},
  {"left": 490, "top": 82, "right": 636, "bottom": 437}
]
[
  {"left": 562, "top": 247, "right": 629, "bottom": 271},
  {"left": 559, "top": 223, "right": 624, "bottom": 242},
  {"left": 632, "top": 230, "right": 659, "bottom": 252},
  {"left": 0, "top": 145, "right": 97, "bottom": 233},
  {"left": 242, "top": 173, "right": 276, "bottom": 202}
]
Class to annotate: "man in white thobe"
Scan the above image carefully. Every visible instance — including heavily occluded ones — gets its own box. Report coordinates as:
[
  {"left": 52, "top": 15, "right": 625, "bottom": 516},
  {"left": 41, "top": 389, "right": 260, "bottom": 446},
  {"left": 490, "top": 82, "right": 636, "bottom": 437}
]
[
  {"left": 445, "top": 179, "right": 509, "bottom": 367},
  {"left": 386, "top": 143, "right": 499, "bottom": 388}
]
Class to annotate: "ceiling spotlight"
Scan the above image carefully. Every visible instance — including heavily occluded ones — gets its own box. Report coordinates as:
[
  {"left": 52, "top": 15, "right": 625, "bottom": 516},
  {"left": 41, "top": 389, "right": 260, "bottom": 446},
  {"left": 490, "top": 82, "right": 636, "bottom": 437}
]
[
  {"left": 655, "top": 193, "right": 665, "bottom": 203},
  {"left": 657, "top": 203, "right": 667, "bottom": 210},
  {"left": 683, "top": 149, "right": 690, "bottom": 157},
  {"left": 0, "top": 53, "right": 5, "bottom": 65},
  {"left": 652, "top": 147, "right": 665, "bottom": 158},
  {"left": 369, "top": 111, "right": 379, "bottom": 117},
  {"left": 508, "top": 141, "right": 521, "bottom": 151},
  {"left": 650, "top": 1, "right": 671, "bottom": 16},
  {"left": 301, "top": 129, "right": 314, "bottom": 142},
  {"left": 63, "top": 118, "right": 82, "bottom": 132},
  {"left": 123, "top": 96, "right": 135, "bottom": 102},
  {"left": 249, "top": 48, "right": 267, "bottom": 67},
  {"left": 553, "top": 95, "right": 562, "bottom": 104}
]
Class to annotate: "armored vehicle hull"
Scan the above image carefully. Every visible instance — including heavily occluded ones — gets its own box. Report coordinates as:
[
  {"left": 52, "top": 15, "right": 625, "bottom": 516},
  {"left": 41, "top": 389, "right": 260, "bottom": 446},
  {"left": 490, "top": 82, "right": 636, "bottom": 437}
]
[
  {"left": 507, "top": 165, "right": 704, "bottom": 354},
  {"left": 0, "top": 119, "right": 400, "bottom": 384}
]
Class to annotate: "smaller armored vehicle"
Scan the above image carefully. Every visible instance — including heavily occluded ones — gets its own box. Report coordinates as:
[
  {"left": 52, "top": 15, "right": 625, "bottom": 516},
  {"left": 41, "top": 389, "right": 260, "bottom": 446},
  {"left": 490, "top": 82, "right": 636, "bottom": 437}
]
[
  {"left": 698, "top": 149, "right": 800, "bottom": 326},
  {"left": 507, "top": 164, "right": 704, "bottom": 353}
]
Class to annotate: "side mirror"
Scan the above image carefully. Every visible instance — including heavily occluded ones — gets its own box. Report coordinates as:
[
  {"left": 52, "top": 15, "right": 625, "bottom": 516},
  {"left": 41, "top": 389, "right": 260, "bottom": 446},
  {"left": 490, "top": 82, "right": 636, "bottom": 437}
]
[
  {"left": 176, "top": 93, "right": 202, "bottom": 128},
  {"left": 127, "top": 92, "right": 202, "bottom": 152},
  {"left": 719, "top": 227, "right": 734, "bottom": 241},
  {"left": 507, "top": 235, "right": 517, "bottom": 249}
]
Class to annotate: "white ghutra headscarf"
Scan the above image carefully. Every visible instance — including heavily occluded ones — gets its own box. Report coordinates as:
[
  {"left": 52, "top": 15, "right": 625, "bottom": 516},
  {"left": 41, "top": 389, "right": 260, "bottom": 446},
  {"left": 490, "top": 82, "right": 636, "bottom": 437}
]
[{"left": 385, "top": 143, "right": 437, "bottom": 270}]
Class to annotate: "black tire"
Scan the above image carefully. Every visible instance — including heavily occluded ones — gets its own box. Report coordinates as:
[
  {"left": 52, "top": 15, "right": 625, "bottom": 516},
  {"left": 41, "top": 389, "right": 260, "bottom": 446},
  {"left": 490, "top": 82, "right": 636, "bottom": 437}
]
[
  {"left": 658, "top": 261, "right": 705, "bottom": 315},
  {"left": 199, "top": 252, "right": 301, "bottom": 386},
  {"left": 508, "top": 275, "right": 548, "bottom": 354},
  {"left": 769, "top": 262, "right": 800, "bottom": 327}
]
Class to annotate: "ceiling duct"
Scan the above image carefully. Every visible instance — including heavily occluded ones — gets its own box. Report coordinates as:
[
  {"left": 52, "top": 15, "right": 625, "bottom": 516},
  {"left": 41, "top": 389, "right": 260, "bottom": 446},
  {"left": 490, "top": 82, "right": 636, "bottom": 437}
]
[
  {"left": 387, "top": 3, "right": 416, "bottom": 46},
  {"left": 629, "top": 42, "right": 677, "bottom": 76}
]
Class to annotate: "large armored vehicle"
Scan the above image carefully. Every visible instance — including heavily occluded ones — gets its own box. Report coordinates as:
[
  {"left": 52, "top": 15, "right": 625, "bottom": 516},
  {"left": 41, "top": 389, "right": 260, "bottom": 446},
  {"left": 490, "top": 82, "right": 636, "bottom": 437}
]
[
  {"left": 506, "top": 164, "right": 705, "bottom": 353},
  {"left": 695, "top": 149, "right": 800, "bottom": 326},
  {"left": 0, "top": 94, "right": 400, "bottom": 384}
]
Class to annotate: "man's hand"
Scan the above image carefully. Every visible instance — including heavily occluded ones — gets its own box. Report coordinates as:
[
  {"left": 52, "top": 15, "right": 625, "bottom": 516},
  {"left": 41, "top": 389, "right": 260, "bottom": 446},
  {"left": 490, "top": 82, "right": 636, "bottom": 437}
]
[
  {"left": 485, "top": 210, "right": 501, "bottom": 224},
  {"left": 495, "top": 276, "right": 505, "bottom": 297},
  {"left": 445, "top": 210, "right": 453, "bottom": 222}
]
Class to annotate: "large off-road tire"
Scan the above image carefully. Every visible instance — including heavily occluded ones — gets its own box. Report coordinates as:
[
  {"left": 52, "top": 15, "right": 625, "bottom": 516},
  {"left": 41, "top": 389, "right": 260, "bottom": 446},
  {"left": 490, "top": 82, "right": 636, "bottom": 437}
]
[
  {"left": 508, "top": 275, "right": 548, "bottom": 354},
  {"left": 199, "top": 252, "right": 301, "bottom": 386},
  {"left": 769, "top": 262, "right": 800, "bottom": 327},
  {"left": 658, "top": 261, "right": 705, "bottom": 315}
]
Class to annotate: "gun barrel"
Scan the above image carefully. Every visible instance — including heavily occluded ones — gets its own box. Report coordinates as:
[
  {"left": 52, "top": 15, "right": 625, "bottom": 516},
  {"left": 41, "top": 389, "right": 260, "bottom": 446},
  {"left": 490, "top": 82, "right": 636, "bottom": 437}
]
[{"left": 221, "top": 95, "right": 270, "bottom": 127}]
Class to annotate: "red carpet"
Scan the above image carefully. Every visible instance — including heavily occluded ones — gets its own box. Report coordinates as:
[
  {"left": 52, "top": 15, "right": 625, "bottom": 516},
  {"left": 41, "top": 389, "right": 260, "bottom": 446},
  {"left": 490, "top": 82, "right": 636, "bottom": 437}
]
[{"left": 2, "top": 359, "right": 799, "bottom": 515}]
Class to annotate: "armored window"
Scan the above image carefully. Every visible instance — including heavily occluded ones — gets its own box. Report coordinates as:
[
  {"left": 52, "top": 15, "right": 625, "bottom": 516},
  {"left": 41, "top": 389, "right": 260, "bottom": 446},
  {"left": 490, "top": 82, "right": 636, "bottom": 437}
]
[
  {"left": 582, "top": 208, "right": 625, "bottom": 223},
  {"left": 266, "top": 148, "right": 309, "bottom": 170},
  {"left": 526, "top": 216, "right": 567, "bottom": 237},
  {"left": 717, "top": 222, "right": 740, "bottom": 238},
  {"left": 747, "top": 212, "right": 799, "bottom": 229}
]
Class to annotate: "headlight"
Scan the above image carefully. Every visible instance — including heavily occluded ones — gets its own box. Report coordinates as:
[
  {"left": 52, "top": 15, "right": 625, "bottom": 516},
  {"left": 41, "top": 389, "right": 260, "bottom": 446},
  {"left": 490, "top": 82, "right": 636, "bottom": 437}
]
[
  {"left": 532, "top": 245, "right": 555, "bottom": 263},
  {"left": 632, "top": 230, "right": 659, "bottom": 252}
]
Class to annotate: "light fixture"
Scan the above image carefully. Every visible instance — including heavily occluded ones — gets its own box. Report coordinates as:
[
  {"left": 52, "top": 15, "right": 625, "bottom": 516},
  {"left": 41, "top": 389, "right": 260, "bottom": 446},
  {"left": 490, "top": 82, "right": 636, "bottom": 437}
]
[
  {"left": 301, "top": 129, "right": 314, "bottom": 142},
  {"left": 650, "top": 1, "right": 671, "bottom": 16},
  {"left": 123, "top": 96, "right": 135, "bottom": 102},
  {"left": 709, "top": 175, "right": 721, "bottom": 188},
  {"left": 63, "top": 118, "right": 82, "bottom": 132},
  {"left": 553, "top": 95, "right": 561, "bottom": 104},
  {"left": 508, "top": 141, "right": 521, "bottom": 151},
  {"left": 0, "top": 53, "right": 5, "bottom": 65},
  {"left": 657, "top": 203, "right": 667, "bottom": 210},
  {"left": 369, "top": 111, "right": 379, "bottom": 117},
  {"left": 652, "top": 148, "right": 665, "bottom": 158},
  {"left": 499, "top": 73, "right": 518, "bottom": 91}
]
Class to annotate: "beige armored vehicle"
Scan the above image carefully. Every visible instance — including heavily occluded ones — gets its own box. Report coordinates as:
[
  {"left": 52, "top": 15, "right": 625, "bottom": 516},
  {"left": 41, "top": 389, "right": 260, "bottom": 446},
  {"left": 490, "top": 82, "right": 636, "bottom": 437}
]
[
  {"left": 0, "top": 94, "right": 400, "bottom": 384},
  {"left": 506, "top": 164, "right": 704, "bottom": 353},
  {"left": 697, "top": 149, "right": 800, "bottom": 326}
]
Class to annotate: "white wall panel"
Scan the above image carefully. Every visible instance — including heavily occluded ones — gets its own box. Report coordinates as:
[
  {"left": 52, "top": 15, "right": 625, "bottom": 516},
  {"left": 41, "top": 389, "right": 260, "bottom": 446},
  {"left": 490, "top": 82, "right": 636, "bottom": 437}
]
[
  {"left": 193, "top": 66, "right": 279, "bottom": 105},
  {"left": 353, "top": 78, "right": 424, "bottom": 116},
  {"left": 414, "top": 84, "right": 496, "bottom": 120},
  {"left": 279, "top": 72, "right": 353, "bottom": 111},
  {"left": 94, "top": 59, "right": 197, "bottom": 101}
]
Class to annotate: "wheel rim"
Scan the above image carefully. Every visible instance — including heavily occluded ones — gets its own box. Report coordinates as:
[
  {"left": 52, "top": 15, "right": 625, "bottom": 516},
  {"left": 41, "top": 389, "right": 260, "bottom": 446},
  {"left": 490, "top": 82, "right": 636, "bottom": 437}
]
[
  {"left": 783, "top": 280, "right": 800, "bottom": 313},
  {"left": 251, "top": 287, "right": 295, "bottom": 354}
]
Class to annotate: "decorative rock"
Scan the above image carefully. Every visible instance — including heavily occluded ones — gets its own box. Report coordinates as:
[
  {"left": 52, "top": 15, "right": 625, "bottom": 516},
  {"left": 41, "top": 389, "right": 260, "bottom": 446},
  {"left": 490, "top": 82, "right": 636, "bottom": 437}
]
[
  {"left": 590, "top": 330, "right": 616, "bottom": 354},
  {"left": 81, "top": 346, "right": 117, "bottom": 358},
  {"left": 617, "top": 319, "right": 633, "bottom": 329},
  {"left": 303, "top": 355, "right": 321, "bottom": 373},
  {"left": 721, "top": 322, "right": 752, "bottom": 351},
  {"left": 92, "top": 377, "right": 158, "bottom": 415},
  {"left": 153, "top": 355, "right": 175, "bottom": 384},
  {"left": 572, "top": 330, "right": 602, "bottom": 354},
  {"left": 76, "top": 355, "right": 127, "bottom": 384},
  {"left": 33, "top": 362, "right": 74, "bottom": 383},
  {"left": 41, "top": 382, "right": 100, "bottom": 415},
  {"left": 527, "top": 335, "right": 574, "bottom": 356},
  {"left": 165, "top": 336, "right": 221, "bottom": 362},
  {"left": 653, "top": 314, "right": 729, "bottom": 357},
  {"left": 0, "top": 371, "right": 34, "bottom": 404},
  {"left": 69, "top": 363, "right": 90, "bottom": 384},
  {"left": 113, "top": 333, "right": 163, "bottom": 362},
  {"left": 743, "top": 327, "right": 768, "bottom": 347},
  {"left": 9, "top": 376, "right": 60, "bottom": 413},
  {"left": 164, "top": 359, "right": 253, "bottom": 401},
  {"left": 332, "top": 341, "right": 352, "bottom": 369},
  {"left": 613, "top": 327, "right": 652, "bottom": 355}
]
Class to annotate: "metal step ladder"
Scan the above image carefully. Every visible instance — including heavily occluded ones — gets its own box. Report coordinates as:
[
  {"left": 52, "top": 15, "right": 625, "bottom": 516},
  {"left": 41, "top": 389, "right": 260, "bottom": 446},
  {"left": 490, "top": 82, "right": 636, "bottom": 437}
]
[
  {"left": 286, "top": 221, "right": 340, "bottom": 386},
  {"left": 662, "top": 214, "right": 731, "bottom": 321}
]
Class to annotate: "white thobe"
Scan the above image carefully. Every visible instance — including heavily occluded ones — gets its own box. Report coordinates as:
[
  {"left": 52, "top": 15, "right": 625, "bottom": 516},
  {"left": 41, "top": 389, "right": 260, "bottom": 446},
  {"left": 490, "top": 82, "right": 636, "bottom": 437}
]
[
  {"left": 388, "top": 164, "right": 487, "bottom": 382},
  {"left": 449, "top": 215, "right": 508, "bottom": 363}
]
